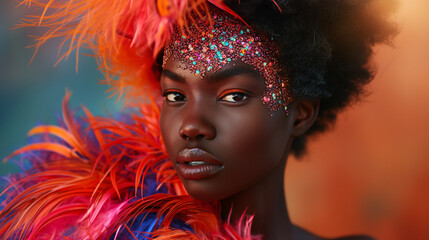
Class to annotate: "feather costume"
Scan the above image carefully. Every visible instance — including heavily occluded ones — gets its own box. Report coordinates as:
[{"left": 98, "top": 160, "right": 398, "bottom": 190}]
[{"left": 0, "top": 93, "right": 258, "bottom": 239}]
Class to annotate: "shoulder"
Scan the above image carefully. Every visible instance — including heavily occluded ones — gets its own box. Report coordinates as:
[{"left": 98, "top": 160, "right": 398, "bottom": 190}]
[{"left": 292, "top": 225, "right": 375, "bottom": 240}]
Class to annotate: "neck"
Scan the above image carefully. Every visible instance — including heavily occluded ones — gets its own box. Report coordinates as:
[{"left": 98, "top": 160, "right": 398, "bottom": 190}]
[{"left": 220, "top": 158, "right": 293, "bottom": 240}]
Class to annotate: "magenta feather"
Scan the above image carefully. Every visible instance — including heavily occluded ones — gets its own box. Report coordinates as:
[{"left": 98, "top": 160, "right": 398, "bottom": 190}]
[{"left": 0, "top": 94, "right": 260, "bottom": 239}]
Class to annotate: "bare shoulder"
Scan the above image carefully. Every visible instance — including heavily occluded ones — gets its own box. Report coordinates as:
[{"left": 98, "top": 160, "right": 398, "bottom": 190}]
[{"left": 292, "top": 225, "right": 375, "bottom": 240}]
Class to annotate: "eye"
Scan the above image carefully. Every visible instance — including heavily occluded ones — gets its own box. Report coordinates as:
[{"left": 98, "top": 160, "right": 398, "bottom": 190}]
[
  {"left": 219, "top": 91, "right": 248, "bottom": 103},
  {"left": 164, "top": 91, "right": 187, "bottom": 102}
]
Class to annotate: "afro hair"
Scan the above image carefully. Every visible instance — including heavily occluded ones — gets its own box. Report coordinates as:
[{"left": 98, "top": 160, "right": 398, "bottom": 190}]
[{"left": 225, "top": 0, "right": 398, "bottom": 157}]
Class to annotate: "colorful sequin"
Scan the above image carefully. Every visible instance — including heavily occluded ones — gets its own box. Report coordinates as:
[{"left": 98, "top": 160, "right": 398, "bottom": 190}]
[{"left": 163, "top": 8, "right": 292, "bottom": 113}]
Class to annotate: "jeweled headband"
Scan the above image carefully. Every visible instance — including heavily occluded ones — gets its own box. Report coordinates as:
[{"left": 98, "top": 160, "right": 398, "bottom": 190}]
[{"left": 163, "top": 7, "right": 292, "bottom": 113}]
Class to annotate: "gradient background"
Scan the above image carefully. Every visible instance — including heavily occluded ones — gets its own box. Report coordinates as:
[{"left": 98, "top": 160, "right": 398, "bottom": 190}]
[{"left": 1, "top": 0, "right": 428, "bottom": 239}]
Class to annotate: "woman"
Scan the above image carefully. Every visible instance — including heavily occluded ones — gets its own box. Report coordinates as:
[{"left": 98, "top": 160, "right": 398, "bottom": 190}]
[{"left": 0, "top": 0, "right": 397, "bottom": 239}]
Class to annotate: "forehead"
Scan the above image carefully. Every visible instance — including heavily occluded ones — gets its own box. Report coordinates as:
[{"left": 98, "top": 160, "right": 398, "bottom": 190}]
[
  {"left": 162, "top": 58, "right": 264, "bottom": 85},
  {"left": 162, "top": 8, "right": 280, "bottom": 79}
]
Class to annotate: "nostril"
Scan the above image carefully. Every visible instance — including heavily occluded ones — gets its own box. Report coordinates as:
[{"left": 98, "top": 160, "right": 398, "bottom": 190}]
[
  {"left": 181, "top": 132, "right": 207, "bottom": 141},
  {"left": 181, "top": 133, "right": 190, "bottom": 140},
  {"left": 179, "top": 118, "right": 216, "bottom": 141},
  {"left": 194, "top": 134, "right": 206, "bottom": 140}
]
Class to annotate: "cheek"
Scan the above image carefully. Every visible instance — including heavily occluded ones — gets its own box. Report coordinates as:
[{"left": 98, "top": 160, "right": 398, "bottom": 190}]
[
  {"left": 217, "top": 106, "right": 290, "bottom": 177},
  {"left": 160, "top": 106, "right": 181, "bottom": 158}
]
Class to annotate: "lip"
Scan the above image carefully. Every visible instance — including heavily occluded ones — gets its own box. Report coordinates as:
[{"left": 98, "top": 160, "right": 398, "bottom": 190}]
[{"left": 176, "top": 148, "right": 224, "bottom": 180}]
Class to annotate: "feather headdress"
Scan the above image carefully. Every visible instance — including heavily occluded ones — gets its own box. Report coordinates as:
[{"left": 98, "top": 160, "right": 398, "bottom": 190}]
[{"left": 18, "top": 0, "right": 243, "bottom": 103}]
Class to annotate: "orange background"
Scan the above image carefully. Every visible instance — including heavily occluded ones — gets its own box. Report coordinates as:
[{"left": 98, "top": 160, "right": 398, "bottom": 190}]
[{"left": 287, "top": 1, "right": 429, "bottom": 239}]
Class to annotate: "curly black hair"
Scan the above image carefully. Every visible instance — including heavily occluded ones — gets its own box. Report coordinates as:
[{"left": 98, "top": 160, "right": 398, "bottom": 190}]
[{"left": 224, "top": 0, "right": 398, "bottom": 157}]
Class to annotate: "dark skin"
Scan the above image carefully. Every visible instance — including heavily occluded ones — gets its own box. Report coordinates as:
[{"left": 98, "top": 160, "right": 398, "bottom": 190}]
[{"left": 160, "top": 58, "right": 321, "bottom": 239}]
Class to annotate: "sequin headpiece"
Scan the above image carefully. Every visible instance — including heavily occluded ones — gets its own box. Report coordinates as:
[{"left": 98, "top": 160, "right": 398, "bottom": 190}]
[{"left": 163, "top": 7, "right": 292, "bottom": 112}]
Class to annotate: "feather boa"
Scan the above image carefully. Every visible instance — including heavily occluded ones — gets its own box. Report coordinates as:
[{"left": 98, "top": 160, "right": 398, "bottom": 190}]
[{"left": 0, "top": 92, "right": 259, "bottom": 240}]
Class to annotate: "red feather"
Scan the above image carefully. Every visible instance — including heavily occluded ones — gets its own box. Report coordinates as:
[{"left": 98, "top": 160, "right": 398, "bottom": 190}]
[{"left": 1, "top": 93, "right": 260, "bottom": 239}]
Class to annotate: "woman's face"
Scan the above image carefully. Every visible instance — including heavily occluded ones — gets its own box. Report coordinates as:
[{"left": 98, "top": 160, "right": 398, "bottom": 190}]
[{"left": 160, "top": 59, "right": 294, "bottom": 201}]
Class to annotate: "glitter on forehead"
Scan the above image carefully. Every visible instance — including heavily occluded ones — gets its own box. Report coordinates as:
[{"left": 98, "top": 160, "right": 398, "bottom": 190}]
[{"left": 163, "top": 8, "right": 292, "bottom": 113}]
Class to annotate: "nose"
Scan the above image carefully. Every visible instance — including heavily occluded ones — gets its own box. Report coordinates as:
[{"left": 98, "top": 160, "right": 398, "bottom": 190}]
[{"left": 179, "top": 103, "right": 216, "bottom": 141}]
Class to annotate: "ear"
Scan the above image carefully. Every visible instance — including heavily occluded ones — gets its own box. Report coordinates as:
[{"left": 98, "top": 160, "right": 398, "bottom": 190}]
[{"left": 290, "top": 99, "right": 320, "bottom": 137}]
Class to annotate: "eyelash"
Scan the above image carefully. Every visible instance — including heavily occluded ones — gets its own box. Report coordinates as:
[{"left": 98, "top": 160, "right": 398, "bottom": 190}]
[
  {"left": 162, "top": 89, "right": 249, "bottom": 104},
  {"left": 163, "top": 90, "right": 187, "bottom": 102},
  {"left": 218, "top": 89, "right": 249, "bottom": 103}
]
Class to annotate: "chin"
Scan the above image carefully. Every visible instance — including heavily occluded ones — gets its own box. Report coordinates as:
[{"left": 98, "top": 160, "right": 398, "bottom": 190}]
[{"left": 182, "top": 179, "right": 231, "bottom": 201}]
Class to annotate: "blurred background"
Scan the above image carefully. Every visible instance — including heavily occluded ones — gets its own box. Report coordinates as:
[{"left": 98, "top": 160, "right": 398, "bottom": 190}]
[
  {"left": 0, "top": 0, "right": 428, "bottom": 239},
  {"left": 0, "top": 1, "right": 122, "bottom": 174},
  {"left": 287, "top": 0, "right": 429, "bottom": 239}
]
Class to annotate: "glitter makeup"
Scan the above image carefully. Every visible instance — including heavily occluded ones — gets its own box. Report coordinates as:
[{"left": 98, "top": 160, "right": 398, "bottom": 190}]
[{"left": 163, "top": 7, "right": 292, "bottom": 113}]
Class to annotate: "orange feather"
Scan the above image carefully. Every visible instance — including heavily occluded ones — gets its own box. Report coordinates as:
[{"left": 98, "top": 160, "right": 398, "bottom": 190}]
[{"left": 1, "top": 93, "right": 258, "bottom": 239}]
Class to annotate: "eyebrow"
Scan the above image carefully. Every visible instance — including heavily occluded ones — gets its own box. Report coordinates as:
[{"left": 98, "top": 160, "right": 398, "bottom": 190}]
[
  {"left": 208, "top": 65, "right": 260, "bottom": 82},
  {"left": 162, "top": 65, "right": 261, "bottom": 83},
  {"left": 161, "top": 69, "right": 186, "bottom": 82}
]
